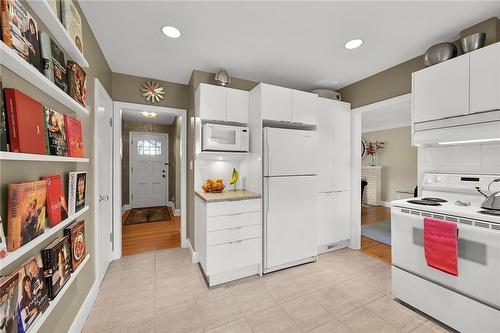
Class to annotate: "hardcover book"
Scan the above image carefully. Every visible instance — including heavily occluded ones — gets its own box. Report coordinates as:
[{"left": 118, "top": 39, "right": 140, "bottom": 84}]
[
  {"left": 0, "top": 217, "right": 6, "bottom": 259},
  {"left": 41, "top": 236, "right": 71, "bottom": 299},
  {"left": 0, "top": 78, "right": 9, "bottom": 151},
  {"left": 3, "top": 89, "right": 46, "bottom": 155},
  {"left": 68, "top": 171, "right": 86, "bottom": 215},
  {"left": 1, "top": 0, "right": 29, "bottom": 60},
  {"left": 0, "top": 273, "right": 19, "bottom": 333},
  {"left": 16, "top": 255, "right": 49, "bottom": 331},
  {"left": 25, "top": 12, "right": 41, "bottom": 71},
  {"left": 41, "top": 175, "right": 68, "bottom": 227},
  {"left": 51, "top": 39, "right": 67, "bottom": 92},
  {"left": 66, "top": 61, "right": 86, "bottom": 107},
  {"left": 63, "top": 115, "right": 83, "bottom": 157},
  {"left": 7, "top": 180, "right": 47, "bottom": 251},
  {"left": 64, "top": 220, "right": 86, "bottom": 271},
  {"left": 61, "top": 0, "right": 83, "bottom": 53},
  {"left": 39, "top": 31, "right": 54, "bottom": 83},
  {"left": 44, "top": 107, "right": 67, "bottom": 156}
]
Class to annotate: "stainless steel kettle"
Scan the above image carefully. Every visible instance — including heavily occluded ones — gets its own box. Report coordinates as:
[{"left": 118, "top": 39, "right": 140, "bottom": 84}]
[{"left": 475, "top": 178, "right": 500, "bottom": 211}]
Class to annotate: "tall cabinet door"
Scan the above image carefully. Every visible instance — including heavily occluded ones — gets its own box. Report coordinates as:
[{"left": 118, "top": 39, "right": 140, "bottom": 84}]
[
  {"left": 260, "top": 84, "right": 292, "bottom": 122},
  {"left": 291, "top": 90, "right": 317, "bottom": 125},
  {"left": 470, "top": 42, "right": 500, "bottom": 114},
  {"left": 317, "top": 98, "right": 335, "bottom": 192},
  {"left": 331, "top": 101, "right": 351, "bottom": 191},
  {"left": 316, "top": 191, "right": 350, "bottom": 248}
]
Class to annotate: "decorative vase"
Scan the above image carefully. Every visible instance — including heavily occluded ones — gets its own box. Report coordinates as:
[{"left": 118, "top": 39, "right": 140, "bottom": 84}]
[{"left": 368, "top": 153, "right": 377, "bottom": 167}]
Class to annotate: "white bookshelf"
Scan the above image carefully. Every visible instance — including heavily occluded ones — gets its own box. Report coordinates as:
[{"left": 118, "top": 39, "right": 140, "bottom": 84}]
[
  {"left": 27, "top": 0, "right": 89, "bottom": 68},
  {"left": 0, "top": 152, "right": 89, "bottom": 163},
  {"left": 0, "top": 206, "right": 90, "bottom": 269},
  {"left": 27, "top": 254, "right": 90, "bottom": 333},
  {"left": 0, "top": 42, "right": 89, "bottom": 116}
]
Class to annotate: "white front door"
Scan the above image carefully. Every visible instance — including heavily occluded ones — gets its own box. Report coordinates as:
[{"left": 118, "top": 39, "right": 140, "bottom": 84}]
[
  {"left": 129, "top": 132, "right": 169, "bottom": 208},
  {"left": 94, "top": 79, "right": 114, "bottom": 285}
]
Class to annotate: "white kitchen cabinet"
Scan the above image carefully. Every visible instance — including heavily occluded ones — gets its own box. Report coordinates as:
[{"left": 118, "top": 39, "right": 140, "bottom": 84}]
[
  {"left": 260, "top": 83, "right": 292, "bottom": 122},
  {"left": 198, "top": 83, "right": 226, "bottom": 121},
  {"left": 470, "top": 42, "right": 500, "bottom": 114},
  {"left": 412, "top": 55, "right": 469, "bottom": 123},
  {"left": 291, "top": 90, "right": 318, "bottom": 125},
  {"left": 226, "top": 87, "right": 250, "bottom": 123},
  {"left": 316, "top": 191, "right": 350, "bottom": 252}
]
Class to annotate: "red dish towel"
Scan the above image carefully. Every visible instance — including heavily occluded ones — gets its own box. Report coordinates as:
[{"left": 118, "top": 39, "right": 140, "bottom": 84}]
[{"left": 423, "top": 217, "right": 459, "bottom": 276}]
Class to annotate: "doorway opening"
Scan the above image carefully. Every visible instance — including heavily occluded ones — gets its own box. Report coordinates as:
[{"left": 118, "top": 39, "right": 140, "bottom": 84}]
[
  {"left": 352, "top": 94, "right": 416, "bottom": 264},
  {"left": 113, "top": 102, "right": 187, "bottom": 258}
]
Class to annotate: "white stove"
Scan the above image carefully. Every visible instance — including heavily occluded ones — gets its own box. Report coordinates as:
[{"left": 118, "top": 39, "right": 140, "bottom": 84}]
[{"left": 391, "top": 172, "right": 500, "bottom": 333}]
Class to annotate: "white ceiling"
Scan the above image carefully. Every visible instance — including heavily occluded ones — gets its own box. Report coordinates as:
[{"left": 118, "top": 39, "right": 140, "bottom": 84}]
[
  {"left": 122, "top": 107, "right": 177, "bottom": 125},
  {"left": 358, "top": 94, "right": 412, "bottom": 132},
  {"left": 80, "top": 1, "right": 500, "bottom": 91}
]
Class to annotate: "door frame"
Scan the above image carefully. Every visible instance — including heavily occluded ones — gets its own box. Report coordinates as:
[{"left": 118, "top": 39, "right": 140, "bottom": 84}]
[
  {"left": 113, "top": 101, "right": 188, "bottom": 259},
  {"left": 128, "top": 131, "right": 169, "bottom": 208},
  {"left": 93, "top": 78, "right": 114, "bottom": 284}
]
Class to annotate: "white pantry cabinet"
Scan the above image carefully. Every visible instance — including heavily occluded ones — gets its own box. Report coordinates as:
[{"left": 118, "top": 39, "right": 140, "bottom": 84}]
[
  {"left": 470, "top": 42, "right": 500, "bottom": 114},
  {"left": 260, "top": 83, "right": 292, "bottom": 122},
  {"left": 317, "top": 191, "right": 350, "bottom": 249},
  {"left": 291, "top": 90, "right": 318, "bottom": 125},
  {"left": 196, "top": 83, "right": 249, "bottom": 123},
  {"left": 412, "top": 55, "right": 469, "bottom": 123}
]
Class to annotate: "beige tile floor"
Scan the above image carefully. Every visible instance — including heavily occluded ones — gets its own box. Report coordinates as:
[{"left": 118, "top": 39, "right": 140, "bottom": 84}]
[{"left": 83, "top": 248, "right": 454, "bottom": 333}]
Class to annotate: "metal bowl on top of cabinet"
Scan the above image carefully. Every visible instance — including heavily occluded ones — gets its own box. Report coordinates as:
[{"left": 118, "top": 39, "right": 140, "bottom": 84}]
[
  {"left": 460, "top": 32, "right": 486, "bottom": 53},
  {"left": 423, "top": 42, "right": 457, "bottom": 66}
]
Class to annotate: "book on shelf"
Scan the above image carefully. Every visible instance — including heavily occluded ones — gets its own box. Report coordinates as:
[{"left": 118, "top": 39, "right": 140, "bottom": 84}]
[
  {"left": 0, "top": 217, "right": 6, "bottom": 259},
  {"left": 51, "top": 39, "right": 67, "bottom": 92},
  {"left": 68, "top": 171, "right": 86, "bottom": 215},
  {"left": 1, "top": 0, "right": 29, "bottom": 61},
  {"left": 41, "top": 175, "right": 68, "bottom": 227},
  {"left": 0, "top": 77, "right": 9, "bottom": 151},
  {"left": 44, "top": 107, "right": 67, "bottom": 156},
  {"left": 67, "top": 61, "right": 86, "bottom": 107},
  {"left": 7, "top": 180, "right": 47, "bottom": 252},
  {"left": 64, "top": 220, "right": 86, "bottom": 272},
  {"left": 39, "top": 31, "right": 55, "bottom": 84},
  {"left": 3, "top": 88, "right": 47, "bottom": 155},
  {"left": 47, "top": 0, "right": 61, "bottom": 21},
  {"left": 0, "top": 272, "right": 20, "bottom": 333},
  {"left": 16, "top": 255, "right": 49, "bottom": 332},
  {"left": 63, "top": 115, "right": 84, "bottom": 157},
  {"left": 25, "top": 11, "right": 42, "bottom": 72},
  {"left": 41, "top": 236, "right": 71, "bottom": 300},
  {"left": 61, "top": 0, "right": 83, "bottom": 53}
]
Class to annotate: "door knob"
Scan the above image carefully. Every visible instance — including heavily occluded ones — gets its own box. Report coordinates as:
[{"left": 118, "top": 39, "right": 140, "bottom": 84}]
[{"left": 99, "top": 195, "right": 110, "bottom": 202}]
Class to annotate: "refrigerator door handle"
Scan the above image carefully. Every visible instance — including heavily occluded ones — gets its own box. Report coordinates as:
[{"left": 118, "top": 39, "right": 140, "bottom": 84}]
[{"left": 266, "top": 130, "right": 270, "bottom": 176}]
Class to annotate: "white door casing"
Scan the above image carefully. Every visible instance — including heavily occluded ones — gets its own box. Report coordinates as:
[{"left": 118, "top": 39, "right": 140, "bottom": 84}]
[
  {"left": 129, "top": 132, "right": 169, "bottom": 208},
  {"left": 93, "top": 79, "right": 114, "bottom": 285}
]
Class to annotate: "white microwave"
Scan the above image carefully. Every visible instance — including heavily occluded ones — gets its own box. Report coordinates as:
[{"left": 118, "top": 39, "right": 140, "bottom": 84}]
[{"left": 202, "top": 123, "right": 249, "bottom": 152}]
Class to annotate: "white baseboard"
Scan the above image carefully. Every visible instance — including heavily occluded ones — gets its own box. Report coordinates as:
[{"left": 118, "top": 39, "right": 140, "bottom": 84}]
[
  {"left": 187, "top": 238, "right": 199, "bottom": 263},
  {"left": 121, "top": 204, "right": 131, "bottom": 214},
  {"left": 68, "top": 281, "right": 99, "bottom": 333},
  {"left": 379, "top": 201, "right": 392, "bottom": 208},
  {"left": 174, "top": 208, "right": 181, "bottom": 216}
]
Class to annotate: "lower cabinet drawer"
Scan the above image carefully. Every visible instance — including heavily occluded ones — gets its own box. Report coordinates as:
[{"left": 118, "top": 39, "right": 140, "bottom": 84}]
[
  {"left": 207, "top": 237, "right": 260, "bottom": 275},
  {"left": 207, "top": 199, "right": 260, "bottom": 217},
  {"left": 207, "top": 224, "right": 260, "bottom": 246},
  {"left": 207, "top": 211, "right": 260, "bottom": 232}
]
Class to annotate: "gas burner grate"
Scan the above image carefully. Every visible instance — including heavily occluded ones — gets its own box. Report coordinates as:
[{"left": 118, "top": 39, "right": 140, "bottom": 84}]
[
  {"left": 421, "top": 197, "right": 448, "bottom": 203},
  {"left": 407, "top": 199, "right": 442, "bottom": 206}
]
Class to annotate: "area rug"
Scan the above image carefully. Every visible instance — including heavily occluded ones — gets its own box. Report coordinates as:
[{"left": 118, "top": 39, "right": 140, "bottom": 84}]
[
  {"left": 361, "top": 219, "right": 391, "bottom": 245},
  {"left": 124, "top": 206, "right": 171, "bottom": 225}
]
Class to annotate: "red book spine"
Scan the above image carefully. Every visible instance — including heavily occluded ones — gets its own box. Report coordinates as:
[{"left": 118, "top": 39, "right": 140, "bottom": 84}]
[{"left": 4, "top": 89, "right": 20, "bottom": 152}]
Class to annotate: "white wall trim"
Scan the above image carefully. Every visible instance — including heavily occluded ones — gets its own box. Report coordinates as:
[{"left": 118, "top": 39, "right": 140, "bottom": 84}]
[
  {"left": 121, "top": 204, "right": 131, "bottom": 214},
  {"left": 354, "top": 93, "right": 411, "bottom": 114},
  {"left": 187, "top": 238, "right": 199, "bottom": 263},
  {"left": 68, "top": 281, "right": 99, "bottom": 333},
  {"left": 349, "top": 111, "right": 362, "bottom": 250},
  {"left": 379, "top": 201, "right": 392, "bottom": 208}
]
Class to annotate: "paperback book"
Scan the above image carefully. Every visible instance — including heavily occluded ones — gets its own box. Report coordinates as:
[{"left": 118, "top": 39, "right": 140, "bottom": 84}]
[
  {"left": 3, "top": 88, "right": 46, "bottom": 155},
  {"left": 7, "top": 180, "right": 47, "bottom": 251},
  {"left": 1, "top": 0, "right": 29, "bottom": 60},
  {"left": 0, "top": 273, "right": 19, "bottom": 333},
  {"left": 64, "top": 220, "right": 86, "bottom": 271},
  {"left": 63, "top": 115, "right": 84, "bottom": 157},
  {"left": 51, "top": 39, "right": 67, "bottom": 92},
  {"left": 25, "top": 11, "right": 41, "bottom": 71},
  {"left": 41, "top": 175, "right": 68, "bottom": 227},
  {"left": 41, "top": 236, "right": 71, "bottom": 299},
  {"left": 67, "top": 61, "right": 86, "bottom": 107},
  {"left": 16, "top": 255, "right": 49, "bottom": 332},
  {"left": 44, "top": 107, "right": 68, "bottom": 156},
  {"left": 68, "top": 171, "right": 86, "bottom": 215},
  {"left": 39, "top": 31, "right": 54, "bottom": 83},
  {"left": 61, "top": 0, "right": 83, "bottom": 53}
]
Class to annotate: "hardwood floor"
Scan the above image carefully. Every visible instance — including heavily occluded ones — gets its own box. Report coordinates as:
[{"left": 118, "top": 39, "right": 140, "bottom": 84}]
[
  {"left": 122, "top": 206, "right": 180, "bottom": 256},
  {"left": 360, "top": 205, "right": 392, "bottom": 264}
]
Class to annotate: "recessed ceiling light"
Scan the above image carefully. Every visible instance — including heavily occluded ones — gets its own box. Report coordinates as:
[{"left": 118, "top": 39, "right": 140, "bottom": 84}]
[
  {"left": 142, "top": 111, "right": 157, "bottom": 118},
  {"left": 344, "top": 38, "right": 363, "bottom": 50},
  {"left": 161, "top": 26, "right": 181, "bottom": 39}
]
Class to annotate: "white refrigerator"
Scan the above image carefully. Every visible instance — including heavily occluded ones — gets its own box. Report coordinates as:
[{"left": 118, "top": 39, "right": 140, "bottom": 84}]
[{"left": 263, "top": 127, "right": 318, "bottom": 273}]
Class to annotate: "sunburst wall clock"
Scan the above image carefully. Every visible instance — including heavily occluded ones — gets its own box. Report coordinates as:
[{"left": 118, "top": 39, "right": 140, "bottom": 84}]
[{"left": 141, "top": 80, "right": 165, "bottom": 103}]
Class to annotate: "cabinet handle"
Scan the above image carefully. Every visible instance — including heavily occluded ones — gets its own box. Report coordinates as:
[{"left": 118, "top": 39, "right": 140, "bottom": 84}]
[
  {"left": 229, "top": 226, "right": 243, "bottom": 230},
  {"left": 229, "top": 240, "right": 243, "bottom": 244}
]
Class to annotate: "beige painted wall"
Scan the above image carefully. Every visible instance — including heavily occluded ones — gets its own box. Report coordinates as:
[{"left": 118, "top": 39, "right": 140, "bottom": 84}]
[
  {"left": 121, "top": 120, "right": 179, "bottom": 207},
  {"left": 0, "top": 1, "right": 112, "bottom": 332},
  {"left": 362, "top": 127, "right": 417, "bottom": 202}
]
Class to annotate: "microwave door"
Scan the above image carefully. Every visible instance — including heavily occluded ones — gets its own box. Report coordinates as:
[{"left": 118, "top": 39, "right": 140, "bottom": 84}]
[{"left": 205, "top": 126, "right": 240, "bottom": 151}]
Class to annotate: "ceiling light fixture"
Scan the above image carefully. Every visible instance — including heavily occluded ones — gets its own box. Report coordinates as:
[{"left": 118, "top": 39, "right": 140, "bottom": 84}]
[
  {"left": 142, "top": 111, "right": 157, "bottom": 118},
  {"left": 161, "top": 26, "right": 181, "bottom": 39},
  {"left": 438, "top": 138, "right": 500, "bottom": 145},
  {"left": 344, "top": 38, "right": 363, "bottom": 50}
]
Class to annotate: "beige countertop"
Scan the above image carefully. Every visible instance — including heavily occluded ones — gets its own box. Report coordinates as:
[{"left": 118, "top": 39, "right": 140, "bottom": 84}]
[{"left": 195, "top": 189, "right": 262, "bottom": 203}]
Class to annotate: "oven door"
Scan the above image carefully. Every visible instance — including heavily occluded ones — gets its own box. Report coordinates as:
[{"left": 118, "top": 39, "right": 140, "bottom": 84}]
[
  {"left": 202, "top": 125, "right": 243, "bottom": 152},
  {"left": 391, "top": 207, "right": 500, "bottom": 308}
]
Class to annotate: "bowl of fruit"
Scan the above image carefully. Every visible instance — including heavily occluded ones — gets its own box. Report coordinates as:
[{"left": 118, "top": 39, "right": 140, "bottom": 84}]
[{"left": 202, "top": 178, "right": 225, "bottom": 193}]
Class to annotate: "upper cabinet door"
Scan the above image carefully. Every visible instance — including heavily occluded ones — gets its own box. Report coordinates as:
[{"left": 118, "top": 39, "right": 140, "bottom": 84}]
[
  {"left": 261, "top": 84, "right": 292, "bottom": 122},
  {"left": 199, "top": 83, "right": 226, "bottom": 121},
  {"left": 412, "top": 55, "right": 469, "bottom": 123},
  {"left": 291, "top": 90, "right": 318, "bottom": 125},
  {"left": 470, "top": 42, "right": 500, "bottom": 114},
  {"left": 226, "top": 87, "right": 249, "bottom": 123}
]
